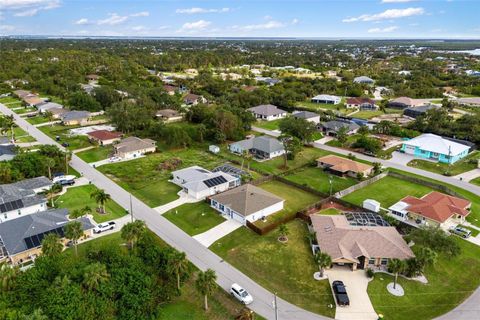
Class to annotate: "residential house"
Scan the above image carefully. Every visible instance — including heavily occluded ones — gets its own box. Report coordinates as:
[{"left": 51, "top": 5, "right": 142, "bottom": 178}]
[
  {"left": 48, "top": 107, "right": 67, "bottom": 119},
  {"left": 353, "top": 76, "right": 375, "bottom": 85},
  {"left": 346, "top": 97, "right": 377, "bottom": 110},
  {"left": 87, "top": 130, "right": 122, "bottom": 146},
  {"left": 0, "top": 208, "right": 94, "bottom": 265},
  {"left": 86, "top": 74, "right": 99, "bottom": 82},
  {"left": 23, "top": 96, "right": 47, "bottom": 107},
  {"left": 183, "top": 94, "right": 207, "bottom": 106},
  {"left": 400, "top": 133, "right": 470, "bottom": 164},
  {"left": 0, "top": 144, "right": 16, "bottom": 161},
  {"left": 13, "top": 90, "right": 35, "bottom": 99},
  {"left": 310, "top": 214, "right": 414, "bottom": 271},
  {"left": 319, "top": 120, "right": 360, "bottom": 137},
  {"left": 61, "top": 111, "right": 91, "bottom": 126},
  {"left": 317, "top": 155, "right": 373, "bottom": 178},
  {"left": 247, "top": 104, "right": 287, "bottom": 121},
  {"left": 171, "top": 166, "right": 240, "bottom": 200},
  {"left": 292, "top": 111, "right": 320, "bottom": 124},
  {"left": 457, "top": 97, "right": 480, "bottom": 107},
  {"left": 311, "top": 94, "right": 341, "bottom": 105},
  {"left": 210, "top": 184, "right": 284, "bottom": 225},
  {"left": 113, "top": 136, "right": 156, "bottom": 159},
  {"left": 388, "top": 192, "right": 471, "bottom": 229},
  {"left": 163, "top": 85, "right": 178, "bottom": 95},
  {"left": 388, "top": 97, "right": 419, "bottom": 109},
  {"left": 37, "top": 102, "right": 63, "bottom": 113},
  {"left": 229, "top": 136, "right": 285, "bottom": 160},
  {"left": 403, "top": 105, "right": 439, "bottom": 119},
  {"left": 255, "top": 77, "right": 280, "bottom": 86},
  {"left": 156, "top": 109, "right": 183, "bottom": 123}
]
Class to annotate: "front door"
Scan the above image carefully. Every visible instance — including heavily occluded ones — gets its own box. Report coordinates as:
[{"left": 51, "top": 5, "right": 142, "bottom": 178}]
[{"left": 357, "top": 256, "right": 365, "bottom": 270}]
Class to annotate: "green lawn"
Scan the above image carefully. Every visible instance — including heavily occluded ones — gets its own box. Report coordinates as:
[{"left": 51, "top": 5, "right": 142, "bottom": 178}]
[
  {"left": 76, "top": 146, "right": 113, "bottom": 162},
  {"left": 297, "top": 100, "right": 347, "bottom": 113},
  {"left": 283, "top": 166, "right": 358, "bottom": 195},
  {"left": 26, "top": 115, "right": 51, "bottom": 125},
  {"left": 14, "top": 107, "right": 36, "bottom": 114},
  {"left": 55, "top": 184, "right": 127, "bottom": 223},
  {"left": 98, "top": 147, "right": 225, "bottom": 208},
  {"left": 470, "top": 177, "right": 480, "bottom": 186},
  {"left": 163, "top": 202, "right": 226, "bottom": 236},
  {"left": 325, "top": 134, "right": 360, "bottom": 148},
  {"left": 253, "top": 119, "right": 283, "bottom": 131},
  {"left": 39, "top": 124, "right": 92, "bottom": 150},
  {"left": 210, "top": 219, "right": 335, "bottom": 318},
  {"left": 0, "top": 96, "right": 21, "bottom": 104},
  {"left": 368, "top": 239, "right": 480, "bottom": 320},
  {"left": 407, "top": 151, "right": 480, "bottom": 176},
  {"left": 350, "top": 108, "right": 400, "bottom": 120},
  {"left": 6, "top": 102, "right": 24, "bottom": 108},
  {"left": 342, "top": 175, "right": 433, "bottom": 208}
]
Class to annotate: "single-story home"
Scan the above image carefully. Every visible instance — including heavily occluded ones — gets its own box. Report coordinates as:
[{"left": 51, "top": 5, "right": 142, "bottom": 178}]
[
  {"left": 317, "top": 155, "right": 373, "bottom": 178},
  {"left": 311, "top": 214, "right": 414, "bottom": 271},
  {"left": 183, "top": 94, "right": 207, "bottom": 106},
  {"left": 87, "top": 130, "right": 122, "bottom": 146},
  {"left": 0, "top": 144, "right": 16, "bottom": 161},
  {"left": 210, "top": 184, "right": 284, "bottom": 225},
  {"left": 23, "top": 96, "right": 47, "bottom": 107},
  {"left": 318, "top": 120, "right": 360, "bottom": 137},
  {"left": 311, "top": 94, "right": 341, "bottom": 105},
  {"left": 401, "top": 133, "right": 470, "bottom": 164},
  {"left": 292, "top": 111, "right": 320, "bottom": 124},
  {"left": 457, "top": 98, "right": 480, "bottom": 107},
  {"left": 37, "top": 102, "right": 63, "bottom": 113},
  {"left": 86, "top": 74, "right": 99, "bottom": 82},
  {"left": 61, "top": 111, "right": 91, "bottom": 126},
  {"left": 255, "top": 77, "right": 280, "bottom": 86},
  {"left": 403, "top": 105, "right": 439, "bottom": 119},
  {"left": 388, "top": 97, "right": 419, "bottom": 109},
  {"left": 0, "top": 208, "right": 94, "bottom": 265},
  {"left": 13, "top": 90, "right": 35, "bottom": 99},
  {"left": 229, "top": 136, "right": 285, "bottom": 160},
  {"left": 156, "top": 109, "right": 183, "bottom": 123},
  {"left": 353, "top": 76, "right": 375, "bottom": 85},
  {"left": 171, "top": 166, "right": 240, "bottom": 200},
  {"left": 48, "top": 107, "right": 67, "bottom": 119},
  {"left": 248, "top": 104, "right": 287, "bottom": 121},
  {"left": 113, "top": 136, "right": 156, "bottom": 159},
  {"left": 388, "top": 191, "right": 471, "bottom": 229},
  {"left": 346, "top": 97, "right": 377, "bottom": 110},
  {"left": 163, "top": 85, "right": 178, "bottom": 95}
]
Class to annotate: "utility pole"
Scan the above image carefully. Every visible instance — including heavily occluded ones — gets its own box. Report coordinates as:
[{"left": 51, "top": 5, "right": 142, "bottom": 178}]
[
  {"left": 130, "top": 194, "right": 134, "bottom": 222},
  {"left": 274, "top": 292, "right": 278, "bottom": 320}
]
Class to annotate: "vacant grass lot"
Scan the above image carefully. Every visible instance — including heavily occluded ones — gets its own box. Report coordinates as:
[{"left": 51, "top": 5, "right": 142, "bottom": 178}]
[
  {"left": 350, "top": 108, "right": 400, "bottom": 120},
  {"left": 39, "top": 124, "right": 92, "bottom": 150},
  {"left": 368, "top": 239, "right": 480, "bottom": 320},
  {"left": 77, "top": 146, "right": 113, "bottom": 162},
  {"left": 7, "top": 102, "right": 24, "bottom": 108},
  {"left": 55, "top": 184, "right": 126, "bottom": 223},
  {"left": 253, "top": 119, "right": 283, "bottom": 131},
  {"left": 98, "top": 148, "right": 225, "bottom": 208},
  {"left": 283, "top": 166, "right": 358, "bottom": 195},
  {"left": 210, "top": 219, "right": 335, "bottom": 318},
  {"left": 341, "top": 175, "right": 433, "bottom": 208},
  {"left": 26, "top": 115, "right": 52, "bottom": 125},
  {"left": 0, "top": 96, "right": 20, "bottom": 104},
  {"left": 297, "top": 100, "right": 347, "bottom": 113},
  {"left": 14, "top": 107, "right": 36, "bottom": 114},
  {"left": 407, "top": 151, "right": 480, "bottom": 176}
]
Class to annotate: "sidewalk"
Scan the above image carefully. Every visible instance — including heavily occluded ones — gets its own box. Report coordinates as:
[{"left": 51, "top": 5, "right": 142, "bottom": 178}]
[{"left": 454, "top": 168, "right": 480, "bottom": 182}]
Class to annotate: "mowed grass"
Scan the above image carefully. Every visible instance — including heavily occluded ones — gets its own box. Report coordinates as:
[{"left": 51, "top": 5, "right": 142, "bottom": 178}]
[
  {"left": 283, "top": 166, "right": 358, "bottom": 194},
  {"left": 39, "top": 124, "right": 92, "bottom": 150},
  {"left": 55, "top": 184, "right": 126, "bottom": 223},
  {"left": 26, "top": 115, "right": 52, "bottom": 125},
  {"left": 368, "top": 239, "right": 480, "bottom": 320},
  {"left": 253, "top": 119, "right": 283, "bottom": 131},
  {"left": 407, "top": 151, "right": 480, "bottom": 176},
  {"left": 350, "top": 108, "right": 400, "bottom": 120},
  {"left": 98, "top": 147, "right": 225, "bottom": 208},
  {"left": 470, "top": 177, "right": 480, "bottom": 187},
  {"left": 297, "top": 100, "right": 347, "bottom": 113},
  {"left": 163, "top": 202, "right": 226, "bottom": 236},
  {"left": 0, "top": 96, "right": 21, "bottom": 104},
  {"left": 76, "top": 146, "right": 113, "bottom": 163},
  {"left": 210, "top": 220, "right": 335, "bottom": 318},
  {"left": 341, "top": 175, "right": 432, "bottom": 208}
]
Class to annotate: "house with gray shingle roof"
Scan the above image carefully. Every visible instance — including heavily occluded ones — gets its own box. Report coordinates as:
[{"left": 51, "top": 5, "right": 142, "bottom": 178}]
[
  {"left": 114, "top": 136, "right": 156, "bottom": 159},
  {"left": 319, "top": 120, "right": 360, "bottom": 137},
  {"left": 61, "top": 110, "right": 91, "bottom": 126},
  {"left": 248, "top": 104, "right": 287, "bottom": 121},
  {"left": 210, "top": 184, "right": 284, "bottom": 225},
  {"left": 229, "top": 136, "right": 285, "bottom": 160},
  {"left": 292, "top": 111, "right": 320, "bottom": 124}
]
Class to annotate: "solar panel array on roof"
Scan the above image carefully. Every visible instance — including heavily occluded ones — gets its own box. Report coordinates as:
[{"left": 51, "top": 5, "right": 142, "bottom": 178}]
[
  {"left": 203, "top": 175, "right": 228, "bottom": 188},
  {"left": 23, "top": 227, "right": 65, "bottom": 250},
  {"left": 0, "top": 199, "right": 24, "bottom": 213},
  {"left": 213, "top": 164, "right": 250, "bottom": 178},
  {"left": 344, "top": 212, "right": 390, "bottom": 227}
]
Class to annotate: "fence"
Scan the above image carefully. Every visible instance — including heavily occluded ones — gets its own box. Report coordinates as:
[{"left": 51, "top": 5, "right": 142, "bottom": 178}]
[{"left": 333, "top": 172, "right": 388, "bottom": 198}]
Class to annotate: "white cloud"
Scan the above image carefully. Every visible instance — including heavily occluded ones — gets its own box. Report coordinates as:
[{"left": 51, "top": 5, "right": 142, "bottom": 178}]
[
  {"left": 74, "top": 18, "right": 90, "bottom": 25},
  {"left": 368, "top": 26, "right": 399, "bottom": 33},
  {"left": 177, "top": 20, "right": 212, "bottom": 33},
  {"left": 131, "top": 25, "right": 147, "bottom": 31},
  {"left": 176, "top": 7, "right": 230, "bottom": 14},
  {"left": 97, "top": 13, "right": 128, "bottom": 26},
  {"left": 291, "top": 18, "right": 299, "bottom": 25},
  {"left": 130, "top": 11, "right": 149, "bottom": 17},
  {"left": 0, "top": 24, "right": 15, "bottom": 31},
  {"left": 343, "top": 7, "right": 424, "bottom": 22},
  {"left": 0, "top": 0, "right": 60, "bottom": 16},
  {"left": 381, "top": 0, "right": 417, "bottom": 3},
  {"left": 13, "top": 8, "right": 38, "bottom": 16},
  {"left": 233, "top": 20, "right": 285, "bottom": 31}
]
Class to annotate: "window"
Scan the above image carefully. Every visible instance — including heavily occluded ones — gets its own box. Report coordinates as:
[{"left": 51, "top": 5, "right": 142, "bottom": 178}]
[
  {"left": 219, "top": 204, "right": 224, "bottom": 211},
  {"left": 368, "top": 258, "right": 375, "bottom": 265},
  {"left": 381, "top": 258, "right": 388, "bottom": 265}
]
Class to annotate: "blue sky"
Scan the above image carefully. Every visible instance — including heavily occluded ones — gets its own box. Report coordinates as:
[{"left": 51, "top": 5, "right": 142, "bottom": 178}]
[{"left": 0, "top": 0, "right": 479, "bottom": 38}]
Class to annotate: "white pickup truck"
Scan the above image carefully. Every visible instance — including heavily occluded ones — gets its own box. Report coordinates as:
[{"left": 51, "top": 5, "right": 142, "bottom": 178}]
[{"left": 52, "top": 175, "right": 76, "bottom": 186}]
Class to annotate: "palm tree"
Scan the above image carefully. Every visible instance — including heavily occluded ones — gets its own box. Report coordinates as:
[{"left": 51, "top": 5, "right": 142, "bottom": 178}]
[
  {"left": 44, "top": 110, "right": 54, "bottom": 126},
  {"left": 83, "top": 262, "right": 109, "bottom": 291},
  {"left": 90, "top": 188, "right": 111, "bottom": 214},
  {"left": 314, "top": 252, "right": 332, "bottom": 278},
  {"left": 195, "top": 269, "right": 217, "bottom": 311},
  {"left": 64, "top": 221, "right": 83, "bottom": 256},
  {"left": 278, "top": 223, "right": 289, "bottom": 241},
  {"left": 167, "top": 251, "right": 190, "bottom": 290},
  {"left": 41, "top": 233, "right": 63, "bottom": 257},
  {"left": 306, "top": 231, "right": 317, "bottom": 245},
  {"left": 45, "top": 158, "right": 56, "bottom": 180},
  {"left": 121, "top": 220, "right": 146, "bottom": 251},
  {"left": 417, "top": 247, "right": 437, "bottom": 272},
  {"left": 69, "top": 206, "right": 91, "bottom": 219},
  {"left": 388, "top": 259, "right": 406, "bottom": 289},
  {"left": 47, "top": 186, "right": 56, "bottom": 207},
  {"left": 236, "top": 308, "right": 255, "bottom": 320},
  {"left": 3, "top": 115, "right": 15, "bottom": 142},
  {"left": 0, "top": 262, "right": 19, "bottom": 291}
]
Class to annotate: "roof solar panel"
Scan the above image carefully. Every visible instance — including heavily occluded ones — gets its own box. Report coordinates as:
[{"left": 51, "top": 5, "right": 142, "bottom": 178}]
[
  {"left": 0, "top": 204, "right": 6, "bottom": 213},
  {"left": 203, "top": 175, "right": 228, "bottom": 188},
  {"left": 31, "top": 235, "right": 41, "bottom": 247},
  {"left": 24, "top": 237, "right": 34, "bottom": 249}
]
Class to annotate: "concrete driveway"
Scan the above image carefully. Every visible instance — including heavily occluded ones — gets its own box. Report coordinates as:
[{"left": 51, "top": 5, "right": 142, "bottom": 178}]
[
  {"left": 327, "top": 267, "right": 378, "bottom": 320},
  {"left": 193, "top": 219, "right": 242, "bottom": 247},
  {"left": 390, "top": 151, "right": 415, "bottom": 166}
]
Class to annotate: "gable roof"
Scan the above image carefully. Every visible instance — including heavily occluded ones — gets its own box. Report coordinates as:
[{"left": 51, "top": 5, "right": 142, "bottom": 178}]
[
  {"left": 210, "top": 184, "right": 284, "bottom": 217},
  {"left": 400, "top": 191, "right": 471, "bottom": 223},
  {"left": 61, "top": 110, "right": 91, "bottom": 122},
  {"left": 156, "top": 109, "right": 181, "bottom": 118},
  {"left": 87, "top": 130, "right": 122, "bottom": 141},
  {"left": 321, "top": 120, "right": 360, "bottom": 132},
  {"left": 37, "top": 102, "right": 63, "bottom": 112},
  {"left": 403, "top": 133, "right": 470, "bottom": 156},
  {"left": 292, "top": 111, "right": 319, "bottom": 120},
  {"left": 317, "top": 155, "right": 372, "bottom": 174},
  {"left": 23, "top": 96, "right": 46, "bottom": 106},
  {"left": 0, "top": 177, "right": 51, "bottom": 212},
  {"left": 346, "top": 97, "right": 376, "bottom": 105},
  {"left": 231, "top": 136, "right": 284, "bottom": 154},
  {"left": 247, "top": 104, "right": 286, "bottom": 116},
  {"left": 353, "top": 76, "right": 374, "bottom": 83},
  {"left": 311, "top": 214, "right": 414, "bottom": 263},
  {"left": 172, "top": 166, "right": 237, "bottom": 193}
]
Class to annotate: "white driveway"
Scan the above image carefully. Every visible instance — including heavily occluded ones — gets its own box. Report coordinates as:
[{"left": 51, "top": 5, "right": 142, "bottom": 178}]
[
  {"left": 327, "top": 267, "right": 378, "bottom": 320},
  {"left": 390, "top": 151, "right": 414, "bottom": 166},
  {"left": 153, "top": 191, "right": 201, "bottom": 214},
  {"left": 454, "top": 168, "right": 480, "bottom": 182},
  {"left": 315, "top": 136, "right": 335, "bottom": 144},
  {"left": 194, "top": 219, "right": 243, "bottom": 247}
]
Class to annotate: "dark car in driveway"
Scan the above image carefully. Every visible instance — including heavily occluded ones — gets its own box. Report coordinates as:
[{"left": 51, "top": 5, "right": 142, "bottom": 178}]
[{"left": 332, "top": 280, "right": 350, "bottom": 306}]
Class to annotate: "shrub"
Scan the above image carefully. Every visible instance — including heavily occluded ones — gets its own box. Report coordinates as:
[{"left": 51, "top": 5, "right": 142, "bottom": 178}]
[{"left": 366, "top": 268, "right": 375, "bottom": 278}]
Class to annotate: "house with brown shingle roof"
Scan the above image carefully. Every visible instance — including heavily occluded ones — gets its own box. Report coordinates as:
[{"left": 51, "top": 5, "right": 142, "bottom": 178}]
[
  {"left": 311, "top": 214, "right": 414, "bottom": 271},
  {"left": 316, "top": 155, "right": 373, "bottom": 178},
  {"left": 345, "top": 97, "right": 377, "bottom": 110},
  {"left": 87, "top": 130, "right": 122, "bottom": 146},
  {"left": 113, "top": 137, "right": 156, "bottom": 159},
  {"left": 155, "top": 109, "right": 183, "bottom": 123},
  {"left": 388, "top": 191, "right": 471, "bottom": 229}
]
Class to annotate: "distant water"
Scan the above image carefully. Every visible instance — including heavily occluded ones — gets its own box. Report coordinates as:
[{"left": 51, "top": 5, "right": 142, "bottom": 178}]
[{"left": 453, "top": 49, "right": 480, "bottom": 55}]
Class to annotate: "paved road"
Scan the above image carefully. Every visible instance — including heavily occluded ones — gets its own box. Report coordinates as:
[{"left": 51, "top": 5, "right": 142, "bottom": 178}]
[{"left": 0, "top": 103, "right": 329, "bottom": 320}]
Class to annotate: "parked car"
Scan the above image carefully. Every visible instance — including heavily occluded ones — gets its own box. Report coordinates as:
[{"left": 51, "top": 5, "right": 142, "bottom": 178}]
[
  {"left": 449, "top": 226, "right": 471, "bottom": 238},
  {"left": 109, "top": 156, "right": 121, "bottom": 163},
  {"left": 230, "top": 283, "right": 253, "bottom": 305},
  {"left": 61, "top": 142, "right": 69, "bottom": 147},
  {"left": 332, "top": 280, "right": 350, "bottom": 306},
  {"left": 93, "top": 221, "right": 116, "bottom": 234}
]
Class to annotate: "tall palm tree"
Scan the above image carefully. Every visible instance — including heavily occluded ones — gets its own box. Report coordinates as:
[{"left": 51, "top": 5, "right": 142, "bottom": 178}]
[
  {"left": 44, "top": 110, "right": 54, "bottom": 126},
  {"left": 388, "top": 258, "right": 406, "bottom": 289},
  {"left": 314, "top": 252, "right": 332, "bottom": 278},
  {"left": 90, "top": 188, "right": 111, "bottom": 214},
  {"left": 167, "top": 251, "right": 190, "bottom": 290},
  {"left": 417, "top": 247, "right": 437, "bottom": 272},
  {"left": 45, "top": 158, "right": 56, "bottom": 180},
  {"left": 121, "top": 220, "right": 146, "bottom": 251},
  {"left": 83, "top": 262, "right": 109, "bottom": 291},
  {"left": 64, "top": 221, "right": 83, "bottom": 256},
  {"left": 41, "top": 233, "right": 63, "bottom": 257},
  {"left": 195, "top": 269, "right": 217, "bottom": 311},
  {"left": 3, "top": 115, "right": 15, "bottom": 142},
  {"left": 47, "top": 186, "right": 56, "bottom": 207},
  {"left": 0, "top": 262, "right": 19, "bottom": 291}
]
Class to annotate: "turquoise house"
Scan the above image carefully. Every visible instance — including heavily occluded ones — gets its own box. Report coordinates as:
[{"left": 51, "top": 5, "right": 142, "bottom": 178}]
[{"left": 401, "top": 134, "right": 470, "bottom": 164}]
